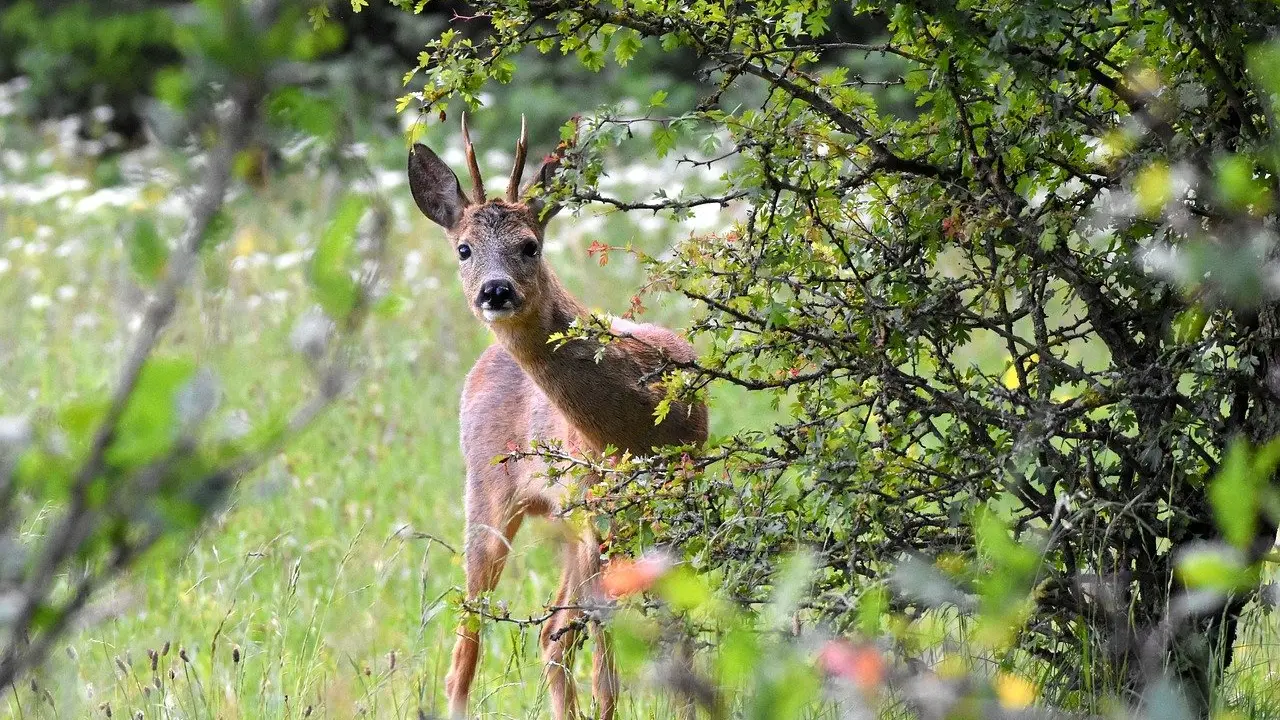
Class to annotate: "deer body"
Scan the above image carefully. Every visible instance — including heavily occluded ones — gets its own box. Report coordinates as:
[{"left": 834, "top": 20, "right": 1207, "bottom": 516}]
[{"left": 408, "top": 118, "right": 707, "bottom": 720}]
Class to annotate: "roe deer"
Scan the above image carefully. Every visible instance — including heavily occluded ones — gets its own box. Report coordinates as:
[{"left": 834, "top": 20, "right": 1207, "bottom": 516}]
[{"left": 407, "top": 115, "right": 709, "bottom": 720}]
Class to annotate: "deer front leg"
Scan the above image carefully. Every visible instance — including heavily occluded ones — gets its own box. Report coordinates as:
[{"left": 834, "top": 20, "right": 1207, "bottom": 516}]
[
  {"left": 540, "top": 567, "right": 582, "bottom": 719},
  {"left": 445, "top": 488, "right": 523, "bottom": 719}
]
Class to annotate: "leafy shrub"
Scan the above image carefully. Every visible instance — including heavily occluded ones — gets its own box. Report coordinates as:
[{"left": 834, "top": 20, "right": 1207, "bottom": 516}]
[{"left": 403, "top": 0, "right": 1280, "bottom": 713}]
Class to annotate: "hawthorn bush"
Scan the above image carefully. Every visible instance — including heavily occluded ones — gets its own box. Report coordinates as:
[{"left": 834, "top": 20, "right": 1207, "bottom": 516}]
[{"left": 402, "top": 0, "right": 1280, "bottom": 710}]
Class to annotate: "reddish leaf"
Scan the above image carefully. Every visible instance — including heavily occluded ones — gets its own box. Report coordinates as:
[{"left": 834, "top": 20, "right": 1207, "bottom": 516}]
[
  {"left": 817, "top": 640, "right": 886, "bottom": 691},
  {"left": 601, "top": 554, "right": 671, "bottom": 598}
]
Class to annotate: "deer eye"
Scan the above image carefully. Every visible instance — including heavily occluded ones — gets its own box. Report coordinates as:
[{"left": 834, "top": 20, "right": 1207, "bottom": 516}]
[
  {"left": 521, "top": 240, "right": 540, "bottom": 258},
  {"left": 457, "top": 244, "right": 472, "bottom": 261}
]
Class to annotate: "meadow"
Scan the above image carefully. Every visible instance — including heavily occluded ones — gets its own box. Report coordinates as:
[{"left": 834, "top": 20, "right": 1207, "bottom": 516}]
[{"left": 0, "top": 93, "right": 778, "bottom": 718}]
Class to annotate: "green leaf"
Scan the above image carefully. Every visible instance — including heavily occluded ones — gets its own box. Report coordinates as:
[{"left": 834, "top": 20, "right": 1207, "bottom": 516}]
[
  {"left": 491, "top": 56, "right": 516, "bottom": 84},
  {"left": 61, "top": 401, "right": 109, "bottom": 450},
  {"left": 614, "top": 30, "right": 643, "bottom": 66},
  {"left": 374, "top": 292, "right": 406, "bottom": 318},
  {"left": 310, "top": 195, "right": 366, "bottom": 317},
  {"left": 1176, "top": 543, "right": 1256, "bottom": 592},
  {"left": 129, "top": 218, "right": 169, "bottom": 284},
  {"left": 656, "top": 566, "right": 710, "bottom": 611},
  {"left": 307, "top": 6, "right": 330, "bottom": 29},
  {"left": 1248, "top": 41, "right": 1280, "bottom": 116},
  {"left": 652, "top": 396, "right": 672, "bottom": 425},
  {"left": 653, "top": 125, "right": 677, "bottom": 158},
  {"left": 1210, "top": 439, "right": 1257, "bottom": 550},
  {"left": 856, "top": 585, "right": 889, "bottom": 636},
  {"left": 576, "top": 46, "right": 605, "bottom": 72},
  {"left": 763, "top": 552, "right": 815, "bottom": 629},
  {"left": 750, "top": 659, "right": 821, "bottom": 720},
  {"left": 1214, "top": 154, "right": 1271, "bottom": 212},
  {"left": 610, "top": 612, "right": 654, "bottom": 674},
  {"left": 202, "top": 209, "right": 234, "bottom": 249},
  {"left": 1208, "top": 437, "right": 1280, "bottom": 550},
  {"left": 267, "top": 86, "right": 338, "bottom": 137},
  {"left": 975, "top": 508, "right": 1038, "bottom": 579},
  {"left": 153, "top": 67, "right": 192, "bottom": 111},
  {"left": 107, "top": 356, "right": 198, "bottom": 468},
  {"left": 1171, "top": 305, "right": 1209, "bottom": 345},
  {"left": 1134, "top": 162, "right": 1172, "bottom": 216},
  {"left": 717, "top": 624, "right": 758, "bottom": 688}
]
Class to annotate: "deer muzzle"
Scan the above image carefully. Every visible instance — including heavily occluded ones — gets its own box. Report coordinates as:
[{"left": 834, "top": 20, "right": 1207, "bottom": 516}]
[{"left": 477, "top": 278, "right": 520, "bottom": 321}]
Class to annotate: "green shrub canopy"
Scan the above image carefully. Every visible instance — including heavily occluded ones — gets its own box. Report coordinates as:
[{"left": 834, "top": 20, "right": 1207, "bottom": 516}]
[{"left": 408, "top": 0, "right": 1280, "bottom": 704}]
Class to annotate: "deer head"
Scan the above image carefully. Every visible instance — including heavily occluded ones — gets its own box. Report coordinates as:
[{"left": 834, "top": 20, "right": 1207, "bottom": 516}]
[{"left": 407, "top": 114, "right": 572, "bottom": 324}]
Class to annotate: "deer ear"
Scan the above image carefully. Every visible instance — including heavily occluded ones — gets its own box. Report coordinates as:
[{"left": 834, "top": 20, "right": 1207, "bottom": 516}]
[
  {"left": 523, "top": 116, "right": 579, "bottom": 228},
  {"left": 523, "top": 152, "right": 567, "bottom": 228},
  {"left": 408, "top": 143, "right": 469, "bottom": 230}
]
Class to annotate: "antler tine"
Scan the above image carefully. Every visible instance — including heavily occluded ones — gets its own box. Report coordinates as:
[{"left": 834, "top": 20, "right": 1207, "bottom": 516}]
[
  {"left": 507, "top": 114, "right": 528, "bottom": 203},
  {"left": 460, "top": 111, "right": 485, "bottom": 203}
]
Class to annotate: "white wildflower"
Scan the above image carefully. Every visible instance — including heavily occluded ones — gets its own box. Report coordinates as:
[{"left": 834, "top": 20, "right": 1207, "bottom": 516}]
[
  {"left": 273, "top": 251, "right": 306, "bottom": 271},
  {"left": 54, "top": 239, "right": 81, "bottom": 258},
  {"left": 1, "top": 150, "right": 26, "bottom": 174},
  {"left": 0, "top": 416, "right": 32, "bottom": 451},
  {"left": 75, "top": 186, "right": 141, "bottom": 214},
  {"left": 343, "top": 142, "right": 370, "bottom": 159}
]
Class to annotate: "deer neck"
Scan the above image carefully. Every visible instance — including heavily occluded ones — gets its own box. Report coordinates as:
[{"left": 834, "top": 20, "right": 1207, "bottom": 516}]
[
  {"left": 489, "top": 267, "right": 638, "bottom": 450},
  {"left": 486, "top": 264, "right": 704, "bottom": 455},
  {"left": 490, "top": 268, "right": 588, "bottom": 368}
]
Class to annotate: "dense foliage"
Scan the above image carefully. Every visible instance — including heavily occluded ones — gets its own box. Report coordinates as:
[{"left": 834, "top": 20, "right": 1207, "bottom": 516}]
[
  {"left": 406, "top": 0, "right": 1280, "bottom": 710},
  {"left": 0, "top": 0, "right": 441, "bottom": 142}
]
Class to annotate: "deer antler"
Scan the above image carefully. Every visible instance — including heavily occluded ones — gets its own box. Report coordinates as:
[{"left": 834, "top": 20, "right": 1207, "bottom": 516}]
[
  {"left": 460, "top": 112, "right": 485, "bottom": 203},
  {"left": 507, "top": 115, "right": 528, "bottom": 203}
]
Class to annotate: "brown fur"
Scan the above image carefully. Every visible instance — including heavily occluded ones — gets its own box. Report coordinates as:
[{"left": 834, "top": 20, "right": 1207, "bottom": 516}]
[{"left": 408, "top": 141, "right": 708, "bottom": 720}]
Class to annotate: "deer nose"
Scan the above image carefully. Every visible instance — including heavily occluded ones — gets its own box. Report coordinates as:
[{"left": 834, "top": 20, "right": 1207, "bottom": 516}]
[{"left": 477, "top": 279, "right": 516, "bottom": 309}]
